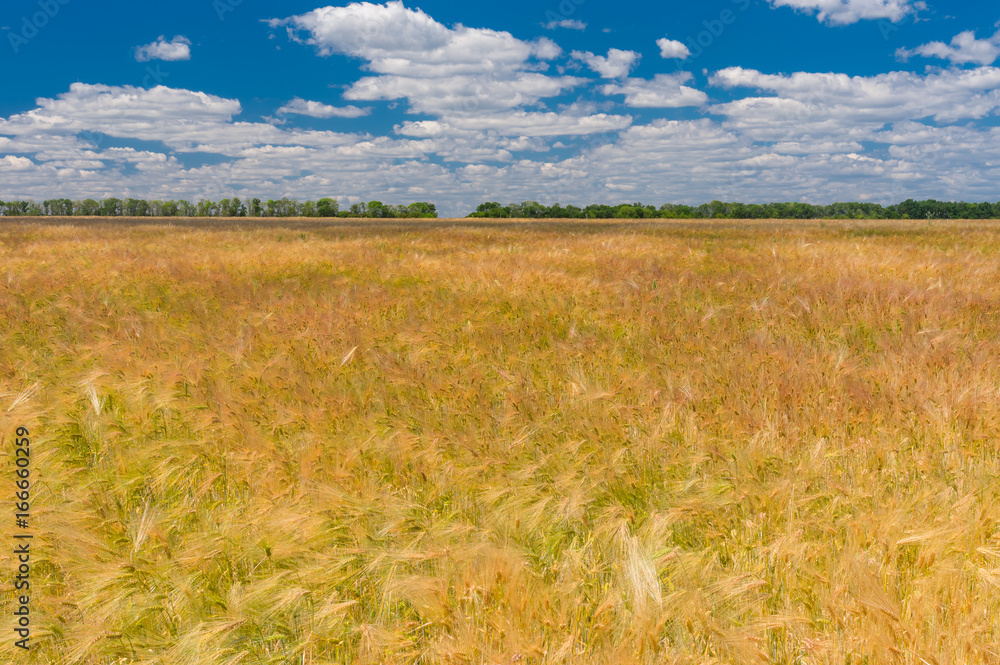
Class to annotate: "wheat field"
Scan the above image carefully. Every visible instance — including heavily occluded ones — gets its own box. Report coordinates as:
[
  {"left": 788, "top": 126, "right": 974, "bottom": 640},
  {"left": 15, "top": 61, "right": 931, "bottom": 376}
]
[{"left": 1, "top": 217, "right": 999, "bottom": 664}]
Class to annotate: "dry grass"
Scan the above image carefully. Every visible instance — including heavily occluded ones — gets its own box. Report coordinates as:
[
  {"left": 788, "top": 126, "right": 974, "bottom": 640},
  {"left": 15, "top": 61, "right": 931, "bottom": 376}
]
[{"left": 1, "top": 217, "right": 1000, "bottom": 664}]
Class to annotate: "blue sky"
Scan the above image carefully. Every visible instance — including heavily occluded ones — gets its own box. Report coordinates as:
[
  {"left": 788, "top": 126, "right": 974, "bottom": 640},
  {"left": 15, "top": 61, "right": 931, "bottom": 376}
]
[{"left": 1, "top": 0, "right": 999, "bottom": 216}]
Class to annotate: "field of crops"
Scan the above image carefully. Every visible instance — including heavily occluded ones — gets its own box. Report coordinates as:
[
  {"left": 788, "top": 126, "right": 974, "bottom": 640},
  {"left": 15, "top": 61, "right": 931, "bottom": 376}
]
[{"left": 2, "top": 217, "right": 999, "bottom": 664}]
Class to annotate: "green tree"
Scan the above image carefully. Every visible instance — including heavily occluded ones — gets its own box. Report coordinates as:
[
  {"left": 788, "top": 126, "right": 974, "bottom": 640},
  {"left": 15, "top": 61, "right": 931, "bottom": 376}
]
[
  {"left": 407, "top": 202, "right": 437, "bottom": 218},
  {"left": 124, "top": 198, "right": 148, "bottom": 216},
  {"left": 43, "top": 199, "right": 73, "bottom": 216},
  {"left": 100, "top": 198, "right": 122, "bottom": 216},
  {"left": 2, "top": 201, "right": 31, "bottom": 216},
  {"left": 616, "top": 205, "right": 640, "bottom": 219},
  {"left": 76, "top": 199, "right": 100, "bottom": 216},
  {"left": 218, "top": 198, "right": 245, "bottom": 217},
  {"left": 471, "top": 202, "right": 506, "bottom": 218},
  {"left": 196, "top": 200, "right": 218, "bottom": 217},
  {"left": 583, "top": 204, "right": 613, "bottom": 219},
  {"left": 519, "top": 201, "right": 548, "bottom": 218},
  {"left": 316, "top": 198, "right": 339, "bottom": 217}
]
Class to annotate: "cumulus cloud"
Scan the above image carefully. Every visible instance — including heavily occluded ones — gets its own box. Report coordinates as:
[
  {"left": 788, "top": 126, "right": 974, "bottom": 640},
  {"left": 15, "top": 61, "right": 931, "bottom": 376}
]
[
  {"left": 0, "top": 83, "right": 240, "bottom": 138},
  {"left": 709, "top": 66, "right": 1000, "bottom": 136},
  {"left": 395, "top": 110, "right": 632, "bottom": 137},
  {"left": 657, "top": 38, "right": 690, "bottom": 59},
  {"left": 767, "top": 0, "right": 922, "bottom": 25},
  {"left": 277, "top": 98, "right": 371, "bottom": 118},
  {"left": 135, "top": 36, "right": 192, "bottom": 62},
  {"left": 0, "top": 83, "right": 366, "bottom": 157},
  {"left": 601, "top": 73, "right": 709, "bottom": 107},
  {"left": 344, "top": 72, "right": 583, "bottom": 115},
  {"left": 0, "top": 155, "right": 35, "bottom": 171},
  {"left": 4, "top": 78, "right": 1000, "bottom": 215},
  {"left": 0, "top": 83, "right": 463, "bottom": 206},
  {"left": 571, "top": 49, "right": 640, "bottom": 79},
  {"left": 269, "top": 2, "right": 579, "bottom": 123},
  {"left": 544, "top": 19, "right": 586, "bottom": 30},
  {"left": 897, "top": 30, "right": 1000, "bottom": 66},
  {"left": 269, "top": 2, "right": 559, "bottom": 77}
]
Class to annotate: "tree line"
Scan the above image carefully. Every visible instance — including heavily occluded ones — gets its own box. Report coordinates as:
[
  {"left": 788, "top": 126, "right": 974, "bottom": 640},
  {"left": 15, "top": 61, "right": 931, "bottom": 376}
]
[
  {"left": 0, "top": 197, "right": 438, "bottom": 218},
  {"left": 468, "top": 199, "right": 1000, "bottom": 220},
  {"left": 4, "top": 196, "right": 999, "bottom": 220}
]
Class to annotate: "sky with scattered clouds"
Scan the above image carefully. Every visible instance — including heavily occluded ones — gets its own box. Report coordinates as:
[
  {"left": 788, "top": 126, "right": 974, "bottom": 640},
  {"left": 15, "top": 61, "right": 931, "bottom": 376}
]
[{"left": 0, "top": 0, "right": 998, "bottom": 216}]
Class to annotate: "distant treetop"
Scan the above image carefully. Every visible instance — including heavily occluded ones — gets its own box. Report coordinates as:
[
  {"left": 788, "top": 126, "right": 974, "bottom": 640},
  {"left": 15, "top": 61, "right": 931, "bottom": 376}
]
[
  {"left": 0, "top": 197, "right": 438, "bottom": 219},
  {"left": 466, "top": 199, "right": 1000, "bottom": 220}
]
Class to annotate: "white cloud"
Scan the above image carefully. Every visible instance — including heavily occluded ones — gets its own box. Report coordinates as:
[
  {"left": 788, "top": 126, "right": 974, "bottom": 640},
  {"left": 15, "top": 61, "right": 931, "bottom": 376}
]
[
  {"left": 270, "top": 2, "right": 558, "bottom": 77},
  {"left": 897, "top": 30, "right": 1000, "bottom": 66},
  {"left": 767, "top": 0, "right": 920, "bottom": 25},
  {"left": 601, "top": 73, "right": 709, "bottom": 107},
  {"left": 4, "top": 80, "right": 1000, "bottom": 215},
  {"left": 0, "top": 83, "right": 366, "bottom": 158},
  {"left": 0, "top": 155, "right": 34, "bottom": 171},
  {"left": 0, "top": 83, "right": 240, "bottom": 138},
  {"left": 544, "top": 19, "right": 586, "bottom": 30},
  {"left": 344, "top": 72, "right": 584, "bottom": 115},
  {"left": 270, "top": 2, "right": 578, "bottom": 123},
  {"left": 709, "top": 66, "right": 1000, "bottom": 138},
  {"left": 657, "top": 38, "right": 690, "bottom": 60},
  {"left": 277, "top": 98, "right": 371, "bottom": 118},
  {"left": 395, "top": 110, "right": 632, "bottom": 137},
  {"left": 571, "top": 49, "right": 640, "bottom": 79},
  {"left": 135, "top": 36, "right": 191, "bottom": 62},
  {"left": 771, "top": 140, "right": 863, "bottom": 154}
]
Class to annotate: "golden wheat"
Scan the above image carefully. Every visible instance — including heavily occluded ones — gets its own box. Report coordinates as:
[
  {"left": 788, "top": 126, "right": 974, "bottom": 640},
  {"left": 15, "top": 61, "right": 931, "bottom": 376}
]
[{"left": 1, "top": 218, "right": 999, "bottom": 664}]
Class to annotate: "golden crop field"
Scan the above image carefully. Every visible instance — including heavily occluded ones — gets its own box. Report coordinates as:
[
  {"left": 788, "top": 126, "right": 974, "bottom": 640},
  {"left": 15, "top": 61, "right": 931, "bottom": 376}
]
[{"left": 2, "top": 217, "right": 999, "bottom": 664}]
